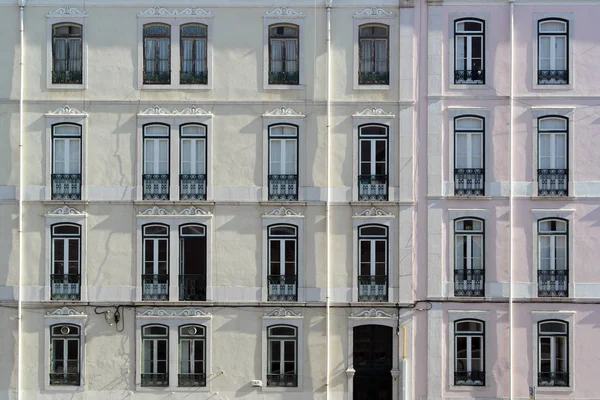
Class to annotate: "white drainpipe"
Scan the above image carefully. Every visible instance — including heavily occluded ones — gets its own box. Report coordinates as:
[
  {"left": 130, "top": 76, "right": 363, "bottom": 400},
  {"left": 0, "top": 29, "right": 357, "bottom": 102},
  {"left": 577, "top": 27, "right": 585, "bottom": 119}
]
[
  {"left": 325, "top": 1, "right": 332, "bottom": 399},
  {"left": 509, "top": 0, "right": 515, "bottom": 399}
]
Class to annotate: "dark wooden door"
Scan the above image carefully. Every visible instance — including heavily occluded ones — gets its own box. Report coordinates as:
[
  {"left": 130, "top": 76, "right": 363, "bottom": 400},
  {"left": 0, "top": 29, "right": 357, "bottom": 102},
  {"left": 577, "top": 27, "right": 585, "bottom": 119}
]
[{"left": 353, "top": 325, "right": 393, "bottom": 400}]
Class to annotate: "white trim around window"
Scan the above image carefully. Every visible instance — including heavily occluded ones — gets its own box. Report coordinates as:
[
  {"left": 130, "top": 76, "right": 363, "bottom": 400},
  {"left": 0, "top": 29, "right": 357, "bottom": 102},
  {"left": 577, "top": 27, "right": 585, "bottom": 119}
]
[
  {"left": 448, "top": 13, "right": 490, "bottom": 90},
  {"left": 532, "top": 13, "right": 574, "bottom": 90}
]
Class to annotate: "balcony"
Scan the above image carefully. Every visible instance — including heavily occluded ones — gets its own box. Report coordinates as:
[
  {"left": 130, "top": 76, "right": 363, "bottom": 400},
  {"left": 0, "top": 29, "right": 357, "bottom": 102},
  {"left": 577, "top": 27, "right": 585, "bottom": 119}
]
[
  {"left": 538, "top": 70, "right": 568, "bottom": 85},
  {"left": 143, "top": 174, "right": 169, "bottom": 200},
  {"left": 143, "top": 71, "right": 171, "bottom": 85},
  {"left": 179, "top": 274, "right": 206, "bottom": 301},
  {"left": 454, "top": 70, "right": 484, "bottom": 84},
  {"left": 180, "top": 174, "right": 206, "bottom": 200},
  {"left": 49, "top": 373, "right": 80, "bottom": 386},
  {"left": 268, "top": 174, "right": 298, "bottom": 201},
  {"left": 51, "top": 174, "right": 81, "bottom": 200},
  {"left": 141, "top": 373, "right": 169, "bottom": 387},
  {"left": 52, "top": 71, "right": 82, "bottom": 84},
  {"left": 178, "top": 373, "right": 206, "bottom": 387},
  {"left": 454, "top": 269, "right": 484, "bottom": 297},
  {"left": 51, "top": 274, "right": 81, "bottom": 300},
  {"left": 269, "top": 71, "right": 299, "bottom": 85},
  {"left": 267, "top": 374, "right": 298, "bottom": 387},
  {"left": 359, "top": 71, "right": 389, "bottom": 85},
  {"left": 142, "top": 274, "right": 169, "bottom": 300},
  {"left": 268, "top": 275, "right": 297, "bottom": 301},
  {"left": 454, "top": 168, "right": 484, "bottom": 196},
  {"left": 538, "top": 169, "right": 568, "bottom": 196},
  {"left": 358, "top": 175, "right": 388, "bottom": 201},
  {"left": 180, "top": 71, "right": 207, "bottom": 85},
  {"left": 358, "top": 275, "right": 388, "bottom": 302},
  {"left": 538, "top": 270, "right": 568, "bottom": 297},
  {"left": 454, "top": 371, "right": 484, "bottom": 386},
  {"left": 538, "top": 372, "right": 569, "bottom": 387}
]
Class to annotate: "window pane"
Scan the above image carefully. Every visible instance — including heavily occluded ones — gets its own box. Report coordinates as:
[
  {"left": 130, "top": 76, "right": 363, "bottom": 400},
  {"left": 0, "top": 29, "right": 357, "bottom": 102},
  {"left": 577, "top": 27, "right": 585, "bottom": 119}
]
[
  {"left": 270, "top": 226, "right": 295, "bottom": 236},
  {"left": 540, "top": 21, "right": 567, "bottom": 33}
]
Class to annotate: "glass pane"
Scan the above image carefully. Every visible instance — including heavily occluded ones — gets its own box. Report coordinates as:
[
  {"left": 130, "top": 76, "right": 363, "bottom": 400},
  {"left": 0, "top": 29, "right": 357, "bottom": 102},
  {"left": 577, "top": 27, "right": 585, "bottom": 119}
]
[
  {"left": 360, "top": 226, "right": 386, "bottom": 236},
  {"left": 181, "top": 125, "right": 205, "bottom": 137},
  {"left": 456, "top": 321, "right": 482, "bottom": 333},
  {"left": 540, "top": 322, "right": 567, "bottom": 334},
  {"left": 540, "top": 21, "right": 567, "bottom": 33},
  {"left": 456, "top": 118, "right": 483, "bottom": 130},
  {"left": 270, "top": 226, "right": 295, "bottom": 236},
  {"left": 270, "top": 326, "right": 295, "bottom": 336},
  {"left": 539, "top": 118, "right": 567, "bottom": 131},
  {"left": 270, "top": 140, "right": 282, "bottom": 174}
]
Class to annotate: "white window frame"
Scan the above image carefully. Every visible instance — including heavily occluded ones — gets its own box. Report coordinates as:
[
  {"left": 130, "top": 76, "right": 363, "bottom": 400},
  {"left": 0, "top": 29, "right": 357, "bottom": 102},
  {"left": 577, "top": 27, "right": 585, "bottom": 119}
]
[
  {"left": 135, "top": 308, "right": 212, "bottom": 392},
  {"left": 532, "top": 13, "right": 574, "bottom": 90},
  {"left": 44, "top": 308, "right": 87, "bottom": 391},
  {"left": 263, "top": 7, "right": 306, "bottom": 90},
  {"left": 448, "top": 13, "right": 490, "bottom": 90},
  {"left": 137, "top": 8, "right": 214, "bottom": 90},
  {"left": 46, "top": 8, "right": 88, "bottom": 90}
]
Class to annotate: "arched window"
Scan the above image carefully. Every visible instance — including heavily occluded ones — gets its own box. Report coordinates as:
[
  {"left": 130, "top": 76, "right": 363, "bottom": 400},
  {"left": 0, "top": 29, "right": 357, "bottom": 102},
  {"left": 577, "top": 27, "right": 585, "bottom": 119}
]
[
  {"left": 267, "top": 325, "right": 298, "bottom": 387},
  {"left": 143, "top": 23, "right": 171, "bottom": 84},
  {"left": 358, "top": 225, "right": 388, "bottom": 301},
  {"left": 268, "top": 124, "right": 298, "bottom": 200},
  {"left": 52, "top": 123, "right": 82, "bottom": 200},
  {"left": 538, "top": 19, "right": 568, "bottom": 84},
  {"left": 180, "top": 24, "right": 208, "bottom": 84},
  {"left": 267, "top": 225, "right": 298, "bottom": 301},
  {"left": 454, "top": 19, "right": 484, "bottom": 84},
  {"left": 454, "top": 116, "right": 484, "bottom": 196},
  {"left": 358, "top": 24, "right": 389, "bottom": 85},
  {"left": 454, "top": 319, "right": 484, "bottom": 386},
  {"left": 538, "top": 117, "right": 568, "bottom": 196},
  {"left": 142, "top": 224, "right": 169, "bottom": 300},
  {"left": 52, "top": 23, "right": 82, "bottom": 84},
  {"left": 358, "top": 125, "right": 388, "bottom": 201},
  {"left": 268, "top": 24, "right": 299, "bottom": 85},
  {"left": 537, "top": 219, "right": 568, "bottom": 297},
  {"left": 49, "top": 324, "right": 81, "bottom": 386},
  {"left": 51, "top": 223, "right": 81, "bottom": 300},
  {"left": 178, "top": 324, "right": 206, "bottom": 387},
  {"left": 141, "top": 325, "right": 169, "bottom": 386},
  {"left": 454, "top": 218, "right": 484, "bottom": 297},
  {"left": 179, "top": 224, "right": 207, "bottom": 301},
  {"left": 143, "top": 124, "right": 170, "bottom": 200},
  {"left": 180, "top": 124, "right": 207, "bottom": 200},
  {"left": 538, "top": 320, "right": 569, "bottom": 386}
]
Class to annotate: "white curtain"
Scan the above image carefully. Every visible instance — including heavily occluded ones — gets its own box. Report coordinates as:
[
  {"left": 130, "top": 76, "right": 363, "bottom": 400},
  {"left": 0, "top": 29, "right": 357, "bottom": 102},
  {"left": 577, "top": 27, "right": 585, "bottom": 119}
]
[
  {"left": 69, "top": 39, "right": 82, "bottom": 72},
  {"left": 285, "top": 140, "right": 297, "bottom": 174},
  {"left": 471, "top": 134, "right": 482, "bottom": 168},
  {"left": 68, "top": 139, "right": 80, "bottom": 173},
  {"left": 539, "top": 37, "right": 551, "bottom": 70},
  {"left": 270, "top": 140, "right": 282, "bottom": 174},
  {"left": 54, "top": 39, "right": 67, "bottom": 72},
  {"left": 456, "top": 37, "right": 466, "bottom": 70},
  {"left": 284, "top": 39, "right": 298, "bottom": 73},
  {"left": 374, "top": 40, "right": 387, "bottom": 73},
  {"left": 455, "top": 134, "right": 467, "bottom": 168},
  {"left": 182, "top": 40, "right": 193, "bottom": 73},
  {"left": 271, "top": 40, "right": 283, "bottom": 72},
  {"left": 54, "top": 139, "right": 66, "bottom": 174},
  {"left": 145, "top": 40, "right": 156, "bottom": 73},
  {"left": 196, "top": 39, "right": 207, "bottom": 73},
  {"left": 360, "top": 40, "right": 373, "bottom": 73},
  {"left": 158, "top": 39, "right": 169, "bottom": 73}
]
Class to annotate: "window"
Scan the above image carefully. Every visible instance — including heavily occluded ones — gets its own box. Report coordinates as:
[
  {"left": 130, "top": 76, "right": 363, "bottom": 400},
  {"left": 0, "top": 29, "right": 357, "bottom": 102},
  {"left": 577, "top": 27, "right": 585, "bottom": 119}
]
[
  {"left": 269, "top": 125, "right": 298, "bottom": 200},
  {"left": 538, "top": 321, "right": 569, "bottom": 387},
  {"left": 454, "top": 320, "right": 484, "bottom": 386},
  {"left": 268, "top": 24, "right": 299, "bottom": 85},
  {"left": 141, "top": 325, "right": 169, "bottom": 387},
  {"left": 538, "top": 19, "right": 568, "bottom": 84},
  {"left": 49, "top": 324, "right": 80, "bottom": 386},
  {"left": 143, "top": 24, "right": 171, "bottom": 84},
  {"left": 52, "top": 24, "right": 82, "bottom": 84},
  {"left": 142, "top": 224, "right": 169, "bottom": 300},
  {"left": 358, "top": 225, "right": 388, "bottom": 302},
  {"left": 179, "top": 225, "right": 207, "bottom": 301},
  {"left": 358, "top": 24, "right": 389, "bottom": 85},
  {"left": 358, "top": 125, "right": 388, "bottom": 201},
  {"left": 454, "top": 19, "right": 484, "bottom": 84},
  {"left": 143, "top": 124, "right": 170, "bottom": 200},
  {"left": 454, "top": 116, "right": 484, "bottom": 196},
  {"left": 268, "top": 225, "right": 298, "bottom": 301},
  {"left": 454, "top": 219, "right": 484, "bottom": 297},
  {"left": 52, "top": 124, "right": 81, "bottom": 200},
  {"left": 538, "top": 219, "right": 568, "bottom": 297},
  {"left": 538, "top": 117, "right": 568, "bottom": 196},
  {"left": 51, "top": 224, "right": 81, "bottom": 301},
  {"left": 267, "top": 325, "right": 298, "bottom": 387},
  {"left": 178, "top": 325, "right": 206, "bottom": 387},
  {"left": 180, "top": 124, "right": 207, "bottom": 200},
  {"left": 180, "top": 24, "right": 207, "bottom": 84}
]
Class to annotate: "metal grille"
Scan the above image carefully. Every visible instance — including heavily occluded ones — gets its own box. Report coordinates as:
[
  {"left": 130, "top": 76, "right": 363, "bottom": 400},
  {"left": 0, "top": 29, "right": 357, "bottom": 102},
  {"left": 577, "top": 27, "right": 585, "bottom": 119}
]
[
  {"left": 180, "top": 174, "right": 206, "bottom": 200},
  {"left": 454, "top": 168, "right": 484, "bottom": 196},
  {"left": 143, "top": 174, "right": 170, "bottom": 200},
  {"left": 141, "top": 373, "right": 169, "bottom": 387},
  {"left": 538, "top": 70, "right": 568, "bottom": 85},
  {"left": 142, "top": 274, "right": 169, "bottom": 300},
  {"left": 179, "top": 274, "right": 206, "bottom": 301},
  {"left": 454, "top": 371, "right": 485, "bottom": 386},
  {"left": 49, "top": 373, "right": 80, "bottom": 386},
  {"left": 51, "top": 274, "right": 81, "bottom": 300},
  {"left": 538, "top": 270, "right": 568, "bottom": 297},
  {"left": 51, "top": 174, "right": 81, "bottom": 200},
  {"left": 454, "top": 269, "right": 484, "bottom": 297},
  {"left": 538, "top": 372, "right": 569, "bottom": 387},
  {"left": 358, "top": 175, "right": 388, "bottom": 201},
  {"left": 538, "top": 169, "right": 568, "bottom": 196},
  {"left": 268, "top": 174, "right": 298, "bottom": 201},
  {"left": 454, "top": 70, "right": 485, "bottom": 84},
  {"left": 358, "top": 275, "right": 388, "bottom": 302},
  {"left": 178, "top": 373, "right": 206, "bottom": 387},
  {"left": 267, "top": 374, "right": 298, "bottom": 387},
  {"left": 267, "top": 275, "right": 297, "bottom": 301}
]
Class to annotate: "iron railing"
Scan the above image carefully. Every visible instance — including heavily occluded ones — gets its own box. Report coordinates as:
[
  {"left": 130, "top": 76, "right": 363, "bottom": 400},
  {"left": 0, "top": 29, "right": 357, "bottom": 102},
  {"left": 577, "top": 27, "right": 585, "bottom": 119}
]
[
  {"left": 179, "top": 274, "right": 206, "bottom": 301},
  {"left": 51, "top": 174, "right": 81, "bottom": 200},
  {"left": 143, "top": 71, "right": 171, "bottom": 85},
  {"left": 178, "top": 373, "right": 206, "bottom": 387},
  {"left": 454, "top": 269, "right": 484, "bottom": 297},
  {"left": 141, "top": 373, "right": 169, "bottom": 387},
  {"left": 180, "top": 174, "right": 206, "bottom": 200},
  {"left": 454, "top": 168, "right": 484, "bottom": 196},
  {"left": 51, "top": 274, "right": 81, "bottom": 300},
  {"left": 180, "top": 71, "right": 208, "bottom": 85},
  {"left": 358, "top": 175, "right": 388, "bottom": 201},
  {"left": 538, "top": 70, "right": 568, "bottom": 85},
  {"left": 269, "top": 71, "right": 299, "bottom": 85},
  {"left": 539, "top": 372, "right": 569, "bottom": 387},
  {"left": 267, "top": 275, "right": 297, "bottom": 301},
  {"left": 49, "top": 373, "right": 80, "bottom": 386},
  {"left": 538, "top": 270, "right": 568, "bottom": 297},
  {"left": 454, "top": 371, "right": 485, "bottom": 386},
  {"left": 358, "top": 275, "right": 388, "bottom": 302},
  {"left": 538, "top": 169, "right": 568, "bottom": 196},
  {"left": 142, "top": 274, "right": 169, "bottom": 300},
  {"left": 52, "top": 71, "right": 82, "bottom": 84},
  {"left": 268, "top": 174, "right": 298, "bottom": 201},
  {"left": 143, "top": 174, "right": 169, "bottom": 200},
  {"left": 359, "top": 71, "right": 389, "bottom": 85},
  {"left": 267, "top": 373, "right": 298, "bottom": 387},
  {"left": 454, "top": 70, "right": 484, "bottom": 84}
]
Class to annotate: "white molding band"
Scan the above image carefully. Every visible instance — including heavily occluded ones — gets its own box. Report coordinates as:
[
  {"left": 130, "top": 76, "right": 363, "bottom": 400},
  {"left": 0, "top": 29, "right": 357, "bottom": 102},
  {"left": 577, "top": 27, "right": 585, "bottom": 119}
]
[
  {"left": 137, "top": 206, "right": 212, "bottom": 217},
  {"left": 45, "top": 307, "right": 86, "bottom": 316},
  {"left": 352, "top": 107, "right": 396, "bottom": 119},
  {"left": 353, "top": 8, "right": 395, "bottom": 19},
  {"left": 137, "top": 105, "right": 213, "bottom": 117},
  {"left": 263, "top": 308, "right": 303, "bottom": 318},
  {"left": 263, "top": 7, "right": 306, "bottom": 18},
  {"left": 349, "top": 308, "right": 396, "bottom": 318},
  {"left": 136, "top": 308, "right": 211, "bottom": 317},
  {"left": 46, "top": 6, "right": 88, "bottom": 17},
  {"left": 138, "top": 7, "right": 214, "bottom": 18},
  {"left": 262, "top": 106, "right": 305, "bottom": 118},
  {"left": 46, "top": 206, "right": 86, "bottom": 216},
  {"left": 45, "top": 105, "right": 88, "bottom": 117},
  {"left": 263, "top": 207, "right": 304, "bottom": 218},
  {"left": 352, "top": 207, "right": 395, "bottom": 218}
]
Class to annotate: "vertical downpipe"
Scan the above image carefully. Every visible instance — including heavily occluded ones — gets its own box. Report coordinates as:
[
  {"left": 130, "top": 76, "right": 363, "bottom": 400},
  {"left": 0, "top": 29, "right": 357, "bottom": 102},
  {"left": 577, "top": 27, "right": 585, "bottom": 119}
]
[
  {"left": 508, "top": 1, "right": 515, "bottom": 399},
  {"left": 325, "top": 1, "right": 332, "bottom": 399}
]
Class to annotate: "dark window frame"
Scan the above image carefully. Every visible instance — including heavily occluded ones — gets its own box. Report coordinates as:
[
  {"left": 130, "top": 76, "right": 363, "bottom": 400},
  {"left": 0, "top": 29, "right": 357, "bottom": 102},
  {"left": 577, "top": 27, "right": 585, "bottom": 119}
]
[
  {"left": 453, "top": 18, "right": 485, "bottom": 84},
  {"left": 538, "top": 320, "right": 569, "bottom": 387},
  {"left": 537, "top": 116, "right": 568, "bottom": 196},
  {"left": 52, "top": 23, "right": 83, "bottom": 84},
  {"left": 357, "top": 224, "right": 389, "bottom": 302},
  {"left": 51, "top": 123, "right": 82, "bottom": 200},
  {"left": 266, "top": 324, "right": 298, "bottom": 387},
  {"left": 143, "top": 123, "right": 171, "bottom": 200},
  {"left": 143, "top": 23, "right": 171, "bottom": 84},
  {"left": 178, "top": 324, "right": 207, "bottom": 387},
  {"left": 537, "top": 218, "right": 569, "bottom": 297},
  {"left": 178, "top": 223, "right": 207, "bottom": 301},
  {"left": 141, "top": 324, "right": 169, "bottom": 387},
  {"left": 454, "top": 319, "right": 485, "bottom": 386},
  {"left": 453, "top": 218, "right": 485, "bottom": 297},
  {"left": 537, "top": 18, "right": 569, "bottom": 85},
  {"left": 267, "top": 224, "right": 298, "bottom": 301},
  {"left": 49, "top": 323, "right": 81, "bottom": 386},
  {"left": 142, "top": 223, "right": 170, "bottom": 301},
  {"left": 268, "top": 24, "right": 300, "bottom": 85},
  {"left": 358, "top": 23, "right": 390, "bottom": 85},
  {"left": 358, "top": 124, "right": 389, "bottom": 201},
  {"left": 179, "top": 123, "right": 207, "bottom": 200},
  {"left": 179, "top": 23, "right": 208, "bottom": 85},
  {"left": 268, "top": 123, "right": 299, "bottom": 201},
  {"left": 454, "top": 115, "right": 485, "bottom": 196},
  {"left": 50, "top": 223, "right": 81, "bottom": 301}
]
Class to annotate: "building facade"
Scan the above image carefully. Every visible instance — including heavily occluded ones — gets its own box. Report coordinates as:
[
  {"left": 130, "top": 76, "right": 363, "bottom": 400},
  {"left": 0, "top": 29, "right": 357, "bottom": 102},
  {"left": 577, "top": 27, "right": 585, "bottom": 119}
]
[{"left": 0, "top": 0, "right": 599, "bottom": 399}]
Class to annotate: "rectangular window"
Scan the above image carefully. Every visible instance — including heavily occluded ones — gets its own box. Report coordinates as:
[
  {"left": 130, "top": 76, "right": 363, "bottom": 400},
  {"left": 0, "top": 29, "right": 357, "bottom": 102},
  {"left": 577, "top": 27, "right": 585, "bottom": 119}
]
[
  {"left": 538, "top": 321, "right": 569, "bottom": 387},
  {"left": 359, "top": 24, "right": 389, "bottom": 85},
  {"left": 178, "top": 325, "right": 206, "bottom": 387},
  {"left": 51, "top": 224, "right": 81, "bottom": 300},
  {"left": 142, "top": 224, "right": 169, "bottom": 300},
  {"left": 454, "top": 320, "right": 485, "bottom": 386},
  {"left": 268, "top": 125, "right": 298, "bottom": 201},
  {"left": 538, "top": 219, "right": 568, "bottom": 297},
  {"left": 269, "top": 25, "right": 299, "bottom": 85},
  {"left": 267, "top": 325, "right": 298, "bottom": 387},
  {"left": 143, "top": 124, "right": 170, "bottom": 200},
  {"left": 454, "top": 19, "right": 484, "bottom": 84},
  {"left": 454, "top": 219, "right": 484, "bottom": 297},
  {"left": 358, "top": 225, "right": 388, "bottom": 302},
  {"left": 454, "top": 117, "right": 484, "bottom": 196},
  {"left": 144, "top": 24, "right": 171, "bottom": 84},
  {"left": 180, "top": 124, "right": 207, "bottom": 200},
  {"left": 52, "top": 124, "right": 82, "bottom": 200},
  {"left": 538, "top": 117, "right": 568, "bottom": 196},
  {"left": 267, "top": 225, "right": 298, "bottom": 301},
  {"left": 358, "top": 125, "right": 388, "bottom": 201},
  {"left": 52, "top": 23, "right": 83, "bottom": 84},
  {"left": 538, "top": 19, "right": 568, "bottom": 85},
  {"left": 180, "top": 24, "right": 208, "bottom": 85},
  {"left": 179, "top": 225, "right": 207, "bottom": 301},
  {"left": 142, "top": 325, "right": 169, "bottom": 387},
  {"left": 50, "top": 324, "right": 80, "bottom": 386}
]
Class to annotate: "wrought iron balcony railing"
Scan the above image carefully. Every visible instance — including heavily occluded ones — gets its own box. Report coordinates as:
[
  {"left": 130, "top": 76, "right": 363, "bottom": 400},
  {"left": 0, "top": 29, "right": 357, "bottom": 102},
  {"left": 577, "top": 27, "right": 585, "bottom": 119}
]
[
  {"left": 178, "top": 373, "right": 206, "bottom": 387},
  {"left": 51, "top": 274, "right": 81, "bottom": 300},
  {"left": 51, "top": 174, "right": 82, "bottom": 200},
  {"left": 142, "top": 274, "right": 169, "bottom": 300},
  {"left": 538, "top": 169, "right": 568, "bottom": 196},
  {"left": 179, "top": 274, "right": 206, "bottom": 301},
  {"left": 49, "top": 372, "right": 80, "bottom": 386},
  {"left": 180, "top": 71, "right": 208, "bottom": 85},
  {"left": 359, "top": 71, "right": 389, "bottom": 85},
  {"left": 143, "top": 174, "right": 169, "bottom": 200},
  {"left": 180, "top": 174, "right": 206, "bottom": 200},
  {"left": 538, "top": 270, "right": 568, "bottom": 297},
  {"left": 268, "top": 275, "right": 297, "bottom": 301},
  {"left": 358, "top": 175, "right": 388, "bottom": 201},
  {"left": 143, "top": 71, "right": 171, "bottom": 85},
  {"left": 454, "top": 70, "right": 485, "bottom": 84},
  {"left": 269, "top": 71, "right": 299, "bottom": 85},
  {"left": 454, "top": 269, "right": 484, "bottom": 297},
  {"left": 358, "top": 275, "right": 388, "bottom": 302},
  {"left": 52, "top": 71, "right": 83, "bottom": 84},
  {"left": 538, "top": 70, "right": 568, "bottom": 85},
  {"left": 538, "top": 372, "right": 569, "bottom": 387},
  {"left": 454, "top": 371, "right": 485, "bottom": 386},
  {"left": 454, "top": 168, "right": 484, "bottom": 196},
  {"left": 141, "top": 373, "right": 169, "bottom": 387},
  {"left": 268, "top": 174, "right": 298, "bottom": 201},
  {"left": 267, "top": 373, "right": 298, "bottom": 387}
]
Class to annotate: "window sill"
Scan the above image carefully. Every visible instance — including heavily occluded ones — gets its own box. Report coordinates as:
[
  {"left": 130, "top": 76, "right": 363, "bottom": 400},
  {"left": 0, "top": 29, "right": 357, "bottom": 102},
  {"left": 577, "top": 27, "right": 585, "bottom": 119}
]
[
  {"left": 135, "top": 386, "right": 210, "bottom": 393},
  {"left": 533, "top": 83, "right": 573, "bottom": 91},
  {"left": 530, "top": 196, "right": 575, "bottom": 201},
  {"left": 449, "top": 83, "right": 489, "bottom": 91},
  {"left": 353, "top": 84, "right": 390, "bottom": 91},
  {"left": 261, "top": 386, "right": 303, "bottom": 392},
  {"left": 535, "top": 386, "right": 573, "bottom": 393},
  {"left": 47, "top": 84, "right": 86, "bottom": 90},
  {"left": 133, "top": 200, "right": 216, "bottom": 206},
  {"left": 44, "top": 384, "right": 84, "bottom": 392},
  {"left": 448, "top": 195, "right": 491, "bottom": 200},
  {"left": 448, "top": 383, "right": 488, "bottom": 392},
  {"left": 264, "top": 84, "right": 305, "bottom": 90},
  {"left": 43, "top": 200, "right": 89, "bottom": 205}
]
